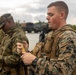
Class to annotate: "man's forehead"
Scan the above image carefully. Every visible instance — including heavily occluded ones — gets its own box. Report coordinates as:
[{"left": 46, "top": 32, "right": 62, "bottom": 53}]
[
  {"left": 47, "top": 6, "right": 58, "bottom": 13},
  {"left": 47, "top": 6, "right": 57, "bottom": 11}
]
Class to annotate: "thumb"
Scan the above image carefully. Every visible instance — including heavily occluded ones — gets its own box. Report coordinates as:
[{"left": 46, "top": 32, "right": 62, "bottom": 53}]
[{"left": 22, "top": 52, "right": 26, "bottom": 55}]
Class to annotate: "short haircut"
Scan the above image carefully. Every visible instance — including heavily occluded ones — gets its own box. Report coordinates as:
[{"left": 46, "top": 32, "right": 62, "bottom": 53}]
[{"left": 47, "top": 1, "right": 69, "bottom": 19}]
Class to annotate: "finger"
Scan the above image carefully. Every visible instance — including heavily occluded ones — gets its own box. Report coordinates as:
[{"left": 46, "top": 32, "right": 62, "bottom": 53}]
[
  {"left": 21, "top": 55, "right": 23, "bottom": 59},
  {"left": 17, "top": 43, "right": 23, "bottom": 49},
  {"left": 22, "top": 41, "right": 28, "bottom": 47},
  {"left": 22, "top": 41, "right": 27, "bottom": 44},
  {"left": 17, "top": 48, "right": 22, "bottom": 53},
  {"left": 17, "top": 43, "right": 23, "bottom": 47},
  {"left": 22, "top": 52, "right": 26, "bottom": 55},
  {"left": 21, "top": 53, "right": 26, "bottom": 59},
  {"left": 17, "top": 42, "right": 22, "bottom": 45}
]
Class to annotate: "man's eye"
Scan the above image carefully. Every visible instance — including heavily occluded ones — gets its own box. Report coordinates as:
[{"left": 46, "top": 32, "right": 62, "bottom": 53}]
[{"left": 48, "top": 13, "right": 54, "bottom": 17}]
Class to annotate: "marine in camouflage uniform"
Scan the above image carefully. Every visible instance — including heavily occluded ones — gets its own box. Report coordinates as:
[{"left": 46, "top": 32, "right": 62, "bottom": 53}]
[
  {"left": 0, "top": 13, "right": 29, "bottom": 75},
  {"left": 17, "top": 1, "right": 76, "bottom": 75},
  {"left": 31, "top": 25, "right": 76, "bottom": 75}
]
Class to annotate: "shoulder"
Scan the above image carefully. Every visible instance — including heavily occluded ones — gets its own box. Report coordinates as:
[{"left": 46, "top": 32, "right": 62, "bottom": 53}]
[
  {"left": 62, "top": 30, "right": 76, "bottom": 37},
  {"left": 59, "top": 30, "right": 76, "bottom": 45}
]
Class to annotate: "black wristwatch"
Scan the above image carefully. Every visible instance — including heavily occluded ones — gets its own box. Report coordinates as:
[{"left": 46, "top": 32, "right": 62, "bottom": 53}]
[{"left": 32, "top": 58, "right": 38, "bottom": 67}]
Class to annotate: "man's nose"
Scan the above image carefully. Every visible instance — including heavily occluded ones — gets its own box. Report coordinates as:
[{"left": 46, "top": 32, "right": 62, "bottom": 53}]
[
  {"left": 46, "top": 16, "right": 49, "bottom": 20},
  {"left": 46, "top": 17, "right": 48, "bottom": 20}
]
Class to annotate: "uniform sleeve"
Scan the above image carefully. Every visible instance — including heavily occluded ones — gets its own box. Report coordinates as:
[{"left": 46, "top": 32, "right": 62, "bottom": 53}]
[
  {"left": 34, "top": 31, "right": 76, "bottom": 75},
  {"left": 3, "top": 30, "right": 29, "bottom": 66},
  {"left": 0, "top": 30, "right": 4, "bottom": 44}
]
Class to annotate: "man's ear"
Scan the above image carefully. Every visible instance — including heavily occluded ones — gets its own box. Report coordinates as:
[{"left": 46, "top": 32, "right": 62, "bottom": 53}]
[{"left": 60, "top": 11, "right": 65, "bottom": 19}]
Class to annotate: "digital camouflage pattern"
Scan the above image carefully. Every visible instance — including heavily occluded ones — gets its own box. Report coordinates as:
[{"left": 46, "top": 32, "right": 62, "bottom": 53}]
[
  {"left": 0, "top": 25, "right": 29, "bottom": 75},
  {"left": 31, "top": 25, "right": 76, "bottom": 75},
  {"left": 0, "top": 29, "right": 5, "bottom": 44}
]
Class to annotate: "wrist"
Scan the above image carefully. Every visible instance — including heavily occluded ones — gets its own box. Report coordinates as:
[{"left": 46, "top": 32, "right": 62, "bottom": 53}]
[{"left": 32, "top": 57, "right": 38, "bottom": 68}]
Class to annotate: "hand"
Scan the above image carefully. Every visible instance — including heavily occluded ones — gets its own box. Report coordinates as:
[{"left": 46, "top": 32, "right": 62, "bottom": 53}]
[
  {"left": 21, "top": 52, "right": 36, "bottom": 65},
  {"left": 16, "top": 41, "right": 29, "bottom": 54}
]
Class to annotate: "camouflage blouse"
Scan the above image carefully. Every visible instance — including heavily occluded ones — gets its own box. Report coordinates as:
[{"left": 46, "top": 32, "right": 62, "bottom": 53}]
[
  {"left": 0, "top": 26, "right": 29, "bottom": 66},
  {"left": 33, "top": 25, "right": 76, "bottom": 75}
]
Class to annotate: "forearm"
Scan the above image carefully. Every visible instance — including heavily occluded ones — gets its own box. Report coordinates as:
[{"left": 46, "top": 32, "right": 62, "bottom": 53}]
[{"left": 34, "top": 55, "right": 75, "bottom": 75}]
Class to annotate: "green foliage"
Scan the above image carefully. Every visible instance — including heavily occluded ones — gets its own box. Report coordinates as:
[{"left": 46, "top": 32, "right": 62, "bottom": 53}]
[
  {"left": 34, "top": 21, "right": 47, "bottom": 25},
  {"left": 71, "top": 25, "right": 76, "bottom": 31}
]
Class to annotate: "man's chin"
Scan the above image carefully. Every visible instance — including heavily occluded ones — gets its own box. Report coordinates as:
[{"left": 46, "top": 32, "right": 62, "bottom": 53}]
[{"left": 49, "top": 26, "right": 52, "bottom": 29}]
